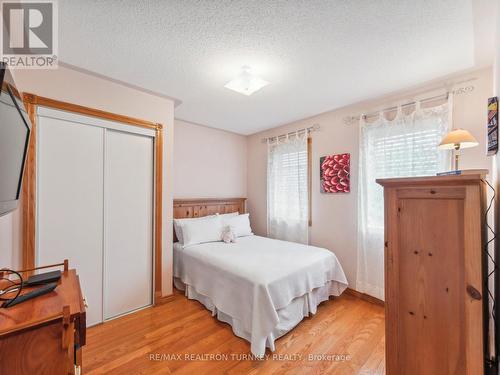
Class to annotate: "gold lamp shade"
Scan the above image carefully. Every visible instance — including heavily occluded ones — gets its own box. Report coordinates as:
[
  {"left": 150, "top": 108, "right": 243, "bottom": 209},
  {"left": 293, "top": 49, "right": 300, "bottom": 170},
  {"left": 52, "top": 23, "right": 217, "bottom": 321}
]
[{"left": 438, "top": 129, "right": 479, "bottom": 150}]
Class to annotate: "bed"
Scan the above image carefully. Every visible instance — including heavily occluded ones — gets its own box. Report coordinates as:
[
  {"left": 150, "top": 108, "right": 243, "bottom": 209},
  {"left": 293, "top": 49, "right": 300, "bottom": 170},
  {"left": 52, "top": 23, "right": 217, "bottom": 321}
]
[{"left": 172, "top": 198, "right": 348, "bottom": 357}]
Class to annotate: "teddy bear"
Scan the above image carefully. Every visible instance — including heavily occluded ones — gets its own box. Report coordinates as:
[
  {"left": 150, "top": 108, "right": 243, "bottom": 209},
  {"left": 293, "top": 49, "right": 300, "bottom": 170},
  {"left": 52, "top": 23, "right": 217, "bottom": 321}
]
[{"left": 221, "top": 225, "right": 237, "bottom": 243}]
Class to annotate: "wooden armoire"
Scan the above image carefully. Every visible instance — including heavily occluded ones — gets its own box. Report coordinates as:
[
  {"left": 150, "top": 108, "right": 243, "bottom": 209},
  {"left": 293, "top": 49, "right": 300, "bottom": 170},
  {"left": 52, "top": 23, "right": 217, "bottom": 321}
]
[{"left": 377, "top": 173, "right": 487, "bottom": 375}]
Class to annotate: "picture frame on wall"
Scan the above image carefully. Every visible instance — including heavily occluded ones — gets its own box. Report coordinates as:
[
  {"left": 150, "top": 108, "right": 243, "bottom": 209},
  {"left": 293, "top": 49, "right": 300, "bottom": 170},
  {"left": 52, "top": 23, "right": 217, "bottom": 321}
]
[
  {"left": 487, "top": 96, "right": 498, "bottom": 156},
  {"left": 320, "top": 153, "right": 350, "bottom": 193}
]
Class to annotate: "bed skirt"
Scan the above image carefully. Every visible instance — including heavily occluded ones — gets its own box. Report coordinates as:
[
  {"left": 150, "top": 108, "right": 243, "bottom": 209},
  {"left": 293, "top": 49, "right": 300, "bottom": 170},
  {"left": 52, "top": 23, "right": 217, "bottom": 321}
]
[{"left": 174, "top": 277, "right": 346, "bottom": 356}]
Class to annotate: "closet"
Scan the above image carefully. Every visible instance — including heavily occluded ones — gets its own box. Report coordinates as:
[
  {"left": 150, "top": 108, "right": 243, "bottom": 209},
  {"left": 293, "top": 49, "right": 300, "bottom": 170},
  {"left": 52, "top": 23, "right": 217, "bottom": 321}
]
[{"left": 35, "top": 105, "right": 156, "bottom": 326}]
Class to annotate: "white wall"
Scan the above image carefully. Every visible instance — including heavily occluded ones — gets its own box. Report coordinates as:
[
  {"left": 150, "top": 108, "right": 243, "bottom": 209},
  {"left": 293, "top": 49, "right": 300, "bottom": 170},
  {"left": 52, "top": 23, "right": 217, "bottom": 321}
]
[
  {"left": 0, "top": 65, "right": 175, "bottom": 296},
  {"left": 247, "top": 67, "right": 493, "bottom": 289},
  {"left": 174, "top": 120, "right": 247, "bottom": 198},
  {"left": 496, "top": 1, "right": 500, "bottom": 98}
]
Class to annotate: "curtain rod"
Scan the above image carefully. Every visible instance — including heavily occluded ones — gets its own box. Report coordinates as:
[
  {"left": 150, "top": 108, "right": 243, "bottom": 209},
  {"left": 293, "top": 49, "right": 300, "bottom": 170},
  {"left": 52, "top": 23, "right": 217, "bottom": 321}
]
[
  {"left": 345, "top": 92, "right": 449, "bottom": 123},
  {"left": 343, "top": 84, "right": 475, "bottom": 125},
  {"left": 261, "top": 124, "right": 320, "bottom": 143}
]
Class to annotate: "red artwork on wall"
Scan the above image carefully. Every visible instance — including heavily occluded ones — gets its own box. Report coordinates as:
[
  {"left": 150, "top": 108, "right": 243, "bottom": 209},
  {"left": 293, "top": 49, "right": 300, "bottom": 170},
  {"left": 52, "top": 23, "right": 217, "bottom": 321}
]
[{"left": 320, "top": 153, "right": 350, "bottom": 193}]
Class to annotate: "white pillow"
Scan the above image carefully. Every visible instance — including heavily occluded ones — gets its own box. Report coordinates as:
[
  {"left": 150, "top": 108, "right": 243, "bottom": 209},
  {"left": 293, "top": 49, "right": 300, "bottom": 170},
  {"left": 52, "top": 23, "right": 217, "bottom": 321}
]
[
  {"left": 225, "top": 213, "right": 253, "bottom": 237},
  {"left": 217, "top": 212, "right": 239, "bottom": 226},
  {"left": 181, "top": 215, "right": 223, "bottom": 247},
  {"left": 174, "top": 215, "right": 215, "bottom": 244}
]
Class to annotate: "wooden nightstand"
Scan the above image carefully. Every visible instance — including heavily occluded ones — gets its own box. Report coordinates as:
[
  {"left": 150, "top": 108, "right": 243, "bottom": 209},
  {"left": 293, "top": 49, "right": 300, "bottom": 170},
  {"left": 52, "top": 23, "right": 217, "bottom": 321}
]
[{"left": 0, "top": 261, "right": 86, "bottom": 374}]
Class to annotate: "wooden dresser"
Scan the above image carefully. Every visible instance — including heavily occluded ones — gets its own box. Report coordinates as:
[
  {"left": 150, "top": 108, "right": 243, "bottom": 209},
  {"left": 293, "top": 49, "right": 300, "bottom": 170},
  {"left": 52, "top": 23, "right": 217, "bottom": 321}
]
[
  {"left": 377, "top": 174, "right": 486, "bottom": 375},
  {"left": 0, "top": 263, "right": 86, "bottom": 374}
]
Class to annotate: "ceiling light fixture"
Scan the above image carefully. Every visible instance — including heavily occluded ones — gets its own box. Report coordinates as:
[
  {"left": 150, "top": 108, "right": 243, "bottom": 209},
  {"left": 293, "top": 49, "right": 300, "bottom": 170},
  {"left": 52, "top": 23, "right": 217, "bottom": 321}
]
[{"left": 224, "top": 66, "right": 269, "bottom": 96}]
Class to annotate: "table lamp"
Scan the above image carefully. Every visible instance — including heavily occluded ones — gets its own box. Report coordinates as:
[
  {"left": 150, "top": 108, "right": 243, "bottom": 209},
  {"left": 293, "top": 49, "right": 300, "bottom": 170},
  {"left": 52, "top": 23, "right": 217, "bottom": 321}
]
[{"left": 438, "top": 128, "right": 478, "bottom": 171}]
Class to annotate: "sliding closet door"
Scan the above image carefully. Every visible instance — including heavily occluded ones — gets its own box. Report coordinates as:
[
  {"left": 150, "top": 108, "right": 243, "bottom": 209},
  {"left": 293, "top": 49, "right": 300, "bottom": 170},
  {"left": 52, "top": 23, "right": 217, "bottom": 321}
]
[
  {"left": 37, "top": 117, "right": 104, "bottom": 326},
  {"left": 103, "top": 130, "right": 153, "bottom": 320}
]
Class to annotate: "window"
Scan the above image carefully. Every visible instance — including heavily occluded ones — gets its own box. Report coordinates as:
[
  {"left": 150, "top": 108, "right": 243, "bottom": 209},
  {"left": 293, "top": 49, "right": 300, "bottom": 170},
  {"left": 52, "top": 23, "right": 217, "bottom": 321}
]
[
  {"left": 364, "top": 123, "right": 450, "bottom": 229},
  {"left": 357, "top": 101, "right": 451, "bottom": 300},
  {"left": 267, "top": 132, "right": 309, "bottom": 244}
]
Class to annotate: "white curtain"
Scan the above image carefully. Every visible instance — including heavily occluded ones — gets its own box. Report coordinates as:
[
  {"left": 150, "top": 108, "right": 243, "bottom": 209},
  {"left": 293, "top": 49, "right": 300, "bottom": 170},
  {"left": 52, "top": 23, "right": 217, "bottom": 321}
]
[
  {"left": 357, "top": 99, "right": 451, "bottom": 300},
  {"left": 267, "top": 131, "right": 308, "bottom": 244}
]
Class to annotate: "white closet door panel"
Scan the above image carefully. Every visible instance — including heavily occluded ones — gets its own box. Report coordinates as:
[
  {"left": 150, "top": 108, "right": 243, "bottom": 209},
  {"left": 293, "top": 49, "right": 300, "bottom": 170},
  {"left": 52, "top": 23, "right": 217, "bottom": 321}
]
[
  {"left": 37, "top": 107, "right": 156, "bottom": 137},
  {"left": 104, "top": 130, "right": 153, "bottom": 320},
  {"left": 37, "top": 117, "right": 104, "bottom": 326}
]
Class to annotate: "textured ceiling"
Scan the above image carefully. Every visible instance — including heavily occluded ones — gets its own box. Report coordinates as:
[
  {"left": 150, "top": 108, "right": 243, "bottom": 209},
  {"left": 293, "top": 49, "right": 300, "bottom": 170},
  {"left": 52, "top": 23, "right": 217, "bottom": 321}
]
[{"left": 58, "top": 0, "right": 495, "bottom": 135}]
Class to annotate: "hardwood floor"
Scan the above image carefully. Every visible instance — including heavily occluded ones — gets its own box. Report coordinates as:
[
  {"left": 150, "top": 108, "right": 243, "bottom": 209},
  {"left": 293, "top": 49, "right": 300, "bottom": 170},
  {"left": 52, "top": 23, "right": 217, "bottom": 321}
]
[{"left": 83, "top": 292, "right": 385, "bottom": 375}]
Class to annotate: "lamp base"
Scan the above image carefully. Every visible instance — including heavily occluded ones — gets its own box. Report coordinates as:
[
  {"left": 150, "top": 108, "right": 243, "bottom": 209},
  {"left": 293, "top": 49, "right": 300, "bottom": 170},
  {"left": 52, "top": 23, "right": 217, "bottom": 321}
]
[{"left": 437, "top": 168, "right": 489, "bottom": 176}]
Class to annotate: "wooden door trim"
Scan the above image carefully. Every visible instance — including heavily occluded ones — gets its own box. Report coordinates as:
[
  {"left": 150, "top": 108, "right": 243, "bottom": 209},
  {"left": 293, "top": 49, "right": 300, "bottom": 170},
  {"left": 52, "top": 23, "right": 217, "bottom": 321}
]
[
  {"left": 21, "top": 99, "right": 37, "bottom": 276},
  {"left": 23, "top": 93, "right": 160, "bottom": 130},
  {"left": 307, "top": 136, "right": 312, "bottom": 227},
  {"left": 21, "top": 93, "right": 164, "bottom": 305},
  {"left": 154, "top": 125, "right": 163, "bottom": 302}
]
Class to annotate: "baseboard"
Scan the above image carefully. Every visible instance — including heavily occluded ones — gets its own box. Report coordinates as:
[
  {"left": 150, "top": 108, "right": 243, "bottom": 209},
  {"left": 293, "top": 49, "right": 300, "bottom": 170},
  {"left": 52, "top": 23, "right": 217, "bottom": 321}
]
[
  {"left": 154, "top": 293, "right": 175, "bottom": 306},
  {"left": 155, "top": 287, "right": 383, "bottom": 307},
  {"left": 345, "top": 287, "right": 384, "bottom": 307}
]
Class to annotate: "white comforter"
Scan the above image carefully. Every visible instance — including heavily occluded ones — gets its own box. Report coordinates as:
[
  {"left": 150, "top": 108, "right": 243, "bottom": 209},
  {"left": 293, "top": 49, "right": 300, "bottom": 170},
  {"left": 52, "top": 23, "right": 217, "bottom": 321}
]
[{"left": 173, "top": 235, "right": 348, "bottom": 356}]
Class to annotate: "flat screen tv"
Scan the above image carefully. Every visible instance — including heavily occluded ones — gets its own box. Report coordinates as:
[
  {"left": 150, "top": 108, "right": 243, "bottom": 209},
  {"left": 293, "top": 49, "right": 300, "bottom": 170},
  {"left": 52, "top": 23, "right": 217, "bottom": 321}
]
[{"left": 0, "top": 63, "right": 31, "bottom": 217}]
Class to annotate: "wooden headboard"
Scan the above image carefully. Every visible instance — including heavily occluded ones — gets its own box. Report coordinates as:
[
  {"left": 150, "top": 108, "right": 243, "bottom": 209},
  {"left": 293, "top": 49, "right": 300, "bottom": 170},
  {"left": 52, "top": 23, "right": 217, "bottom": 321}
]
[{"left": 173, "top": 198, "right": 247, "bottom": 242}]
